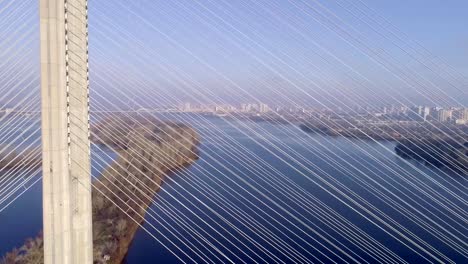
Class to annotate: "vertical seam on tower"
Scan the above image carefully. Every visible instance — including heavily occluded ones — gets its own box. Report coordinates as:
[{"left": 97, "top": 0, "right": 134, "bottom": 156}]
[
  {"left": 85, "top": 0, "right": 91, "bottom": 156},
  {"left": 65, "top": 0, "right": 79, "bottom": 215},
  {"left": 64, "top": 0, "right": 71, "bottom": 167}
]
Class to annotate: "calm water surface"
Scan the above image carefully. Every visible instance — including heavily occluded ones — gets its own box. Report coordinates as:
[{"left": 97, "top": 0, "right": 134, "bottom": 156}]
[
  {"left": 125, "top": 115, "right": 466, "bottom": 263},
  {"left": 0, "top": 115, "right": 465, "bottom": 263}
]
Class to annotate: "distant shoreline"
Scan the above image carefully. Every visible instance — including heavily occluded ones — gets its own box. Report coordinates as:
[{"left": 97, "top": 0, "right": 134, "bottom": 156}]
[
  {"left": 299, "top": 123, "right": 468, "bottom": 174},
  {"left": 395, "top": 139, "right": 467, "bottom": 174},
  {"left": 299, "top": 123, "right": 398, "bottom": 142}
]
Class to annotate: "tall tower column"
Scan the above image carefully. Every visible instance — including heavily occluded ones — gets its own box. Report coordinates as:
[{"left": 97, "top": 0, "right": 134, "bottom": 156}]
[{"left": 40, "top": 0, "right": 93, "bottom": 263}]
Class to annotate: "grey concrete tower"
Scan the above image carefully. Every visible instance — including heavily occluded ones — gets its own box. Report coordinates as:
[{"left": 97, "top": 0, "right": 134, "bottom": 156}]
[{"left": 40, "top": 0, "right": 93, "bottom": 263}]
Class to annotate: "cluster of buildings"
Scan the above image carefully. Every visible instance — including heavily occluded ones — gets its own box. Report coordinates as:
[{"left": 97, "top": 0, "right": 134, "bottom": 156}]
[
  {"left": 177, "top": 102, "right": 305, "bottom": 115},
  {"left": 240, "top": 103, "right": 271, "bottom": 113},
  {"left": 381, "top": 105, "right": 468, "bottom": 125},
  {"left": 344, "top": 105, "right": 467, "bottom": 125}
]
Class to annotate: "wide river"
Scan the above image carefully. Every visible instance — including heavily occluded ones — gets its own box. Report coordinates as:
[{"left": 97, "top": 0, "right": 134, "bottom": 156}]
[{"left": 0, "top": 114, "right": 466, "bottom": 263}]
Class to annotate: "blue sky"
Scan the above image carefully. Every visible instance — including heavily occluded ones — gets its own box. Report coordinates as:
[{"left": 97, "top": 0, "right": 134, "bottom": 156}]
[
  {"left": 3, "top": 0, "right": 467, "bottom": 107},
  {"left": 87, "top": 0, "right": 467, "bottom": 107},
  {"left": 371, "top": 0, "right": 468, "bottom": 69}
]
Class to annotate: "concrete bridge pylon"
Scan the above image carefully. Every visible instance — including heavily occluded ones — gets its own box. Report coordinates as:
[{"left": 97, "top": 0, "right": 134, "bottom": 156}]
[{"left": 40, "top": 0, "right": 93, "bottom": 263}]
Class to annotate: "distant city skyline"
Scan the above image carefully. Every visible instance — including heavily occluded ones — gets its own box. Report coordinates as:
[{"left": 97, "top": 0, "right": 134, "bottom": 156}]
[{"left": 127, "top": 101, "right": 468, "bottom": 125}]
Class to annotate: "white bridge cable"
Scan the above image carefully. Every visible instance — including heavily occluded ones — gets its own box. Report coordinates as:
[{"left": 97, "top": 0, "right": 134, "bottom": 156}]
[
  {"left": 0, "top": 3, "right": 40, "bottom": 133},
  {"left": 87, "top": 8, "right": 464, "bottom": 262},
  {"left": 0, "top": 57, "right": 38, "bottom": 103},
  {"left": 86, "top": 35, "right": 452, "bottom": 262},
  {"left": 0, "top": 0, "right": 41, "bottom": 222},
  {"left": 89, "top": 100, "right": 366, "bottom": 263},
  {"left": 0, "top": 142, "right": 41, "bottom": 199},
  {"left": 83, "top": 55, "right": 402, "bottom": 262},
  {"left": 0, "top": 130, "right": 39, "bottom": 202},
  {"left": 52, "top": 0, "right": 468, "bottom": 262},
  {"left": 0, "top": 150, "right": 41, "bottom": 208},
  {"left": 302, "top": 0, "right": 467, "bottom": 99},
  {"left": 86, "top": 100, "right": 337, "bottom": 263},
  {"left": 90, "top": 128, "right": 306, "bottom": 262},
  {"left": 89, "top": 2, "right": 466, "bottom": 216},
  {"left": 86, "top": 12, "right": 466, "bottom": 262},
  {"left": 0, "top": 96, "right": 40, "bottom": 159},
  {"left": 278, "top": 0, "right": 468, "bottom": 147},
  {"left": 307, "top": 0, "right": 468, "bottom": 171},
  {"left": 126, "top": 48, "right": 468, "bottom": 258},
  {"left": 0, "top": 98, "right": 40, "bottom": 203},
  {"left": 0, "top": 102, "right": 230, "bottom": 263},
  {"left": 90, "top": 78, "right": 410, "bottom": 262},
  {"left": 148, "top": 0, "right": 468, "bottom": 225},
  {"left": 280, "top": 0, "right": 467, "bottom": 111},
  {"left": 88, "top": 154, "right": 233, "bottom": 264},
  {"left": 334, "top": 0, "right": 468, "bottom": 95},
  {"left": 89, "top": 7, "right": 466, "bottom": 250},
  {"left": 65, "top": 74, "right": 296, "bottom": 262},
  {"left": 0, "top": 91, "right": 40, "bottom": 142},
  {"left": 171, "top": 0, "right": 468, "bottom": 187},
  {"left": 0, "top": 49, "right": 39, "bottom": 107},
  {"left": 68, "top": 122, "right": 274, "bottom": 264},
  {"left": 0, "top": 125, "right": 41, "bottom": 204},
  {"left": 176, "top": 0, "right": 468, "bottom": 184},
  {"left": 0, "top": 1, "right": 35, "bottom": 39},
  {"left": 89, "top": 152, "right": 237, "bottom": 264},
  {"left": 90, "top": 89, "right": 407, "bottom": 263},
  {"left": 77, "top": 177, "right": 193, "bottom": 264},
  {"left": 89, "top": 56, "right": 466, "bottom": 262},
  {"left": 0, "top": 107, "right": 40, "bottom": 199},
  {"left": 0, "top": 148, "right": 41, "bottom": 198},
  {"left": 87, "top": 54, "right": 402, "bottom": 262},
  {"left": 0, "top": 2, "right": 466, "bottom": 261},
  {"left": 0, "top": 99, "right": 41, "bottom": 190},
  {"left": 88, "top": 71, "right": 446, "bottom": 262},
  {"left": 211, "top": 0, "right": 468, "bottom": 180},
  {"left": 83, "top": 36, "right": 388, "bottom": 262},
  {"left": 58, "top": 14, "right": 249, "bottom": 264},
  {"left": 100, "top": 0, "right": 468, "bottom": 210},
  {"left": 79, "top": 111, "right": 284, "bottom": 264},
  {"left": 0, "top": 90, "right": 40, "bottom": 146},
  {"left": 0, "top": 175, "right": 41, "bottom": 214},
  {"left": 65, "top": 82, "right": 219, "bottom": 264},
  {"left": 0, "top": 30, "right": 37, "bottom": 73},
  {"left": 0, "top": 104, "right": 40, "bottom": 208},
  {"left": 348, "top": 0, "right": 468, "bottom": 87},
  {"left": 0, "top": 87, "right": 238, "bottom": 262},
  {"left": 181, "top": 0, "right": 468, "bottom": 231},
  {"left": 144, "top": 0, "right": 468, "bottom": 211},
  {"left": 0, "top": 31, "right": 37, "bottom": 80}
]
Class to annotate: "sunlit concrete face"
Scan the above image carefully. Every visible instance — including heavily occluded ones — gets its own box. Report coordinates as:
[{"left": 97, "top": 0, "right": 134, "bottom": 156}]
[{"left": 40, "top": 0, "right": 92, "bottom": 263}]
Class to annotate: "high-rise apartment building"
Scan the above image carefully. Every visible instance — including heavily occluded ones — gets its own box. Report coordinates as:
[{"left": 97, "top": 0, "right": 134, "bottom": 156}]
[
  {"left": 259, "top": 103, "right": 270, "bottom": 113},
  {"left": 437, "top": 109, "right": 453, "bottom": 123}
]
